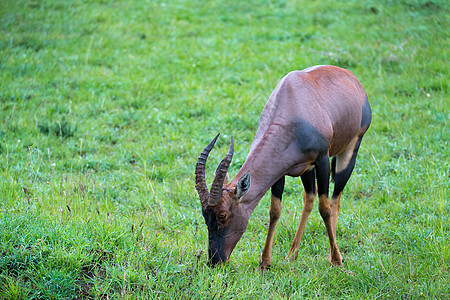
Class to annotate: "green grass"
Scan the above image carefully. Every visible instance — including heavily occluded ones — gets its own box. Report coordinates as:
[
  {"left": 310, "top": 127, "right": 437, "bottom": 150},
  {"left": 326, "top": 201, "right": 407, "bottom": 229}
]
[{"left": 0, "top": 0, "right": 449, "bottom": 298}]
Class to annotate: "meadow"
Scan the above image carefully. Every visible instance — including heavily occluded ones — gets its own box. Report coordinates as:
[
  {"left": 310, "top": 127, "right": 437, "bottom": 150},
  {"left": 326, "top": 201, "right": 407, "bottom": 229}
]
[{"left": 0, "top": 0, "right": 449, "bottom": 298}]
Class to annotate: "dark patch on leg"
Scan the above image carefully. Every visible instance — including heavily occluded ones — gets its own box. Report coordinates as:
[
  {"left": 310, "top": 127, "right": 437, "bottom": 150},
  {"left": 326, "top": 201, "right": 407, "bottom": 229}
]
[
  {"left": 331, "top": 156, "right": 336, "bottom": 182},
  {"left": 361, "top": 97, "right": 372, "bottom": 131},
  {"left": 271, "top": 176, "right": 285, "bottom": 200},
  {"left": 314, "top": 154, "right": 330, "bottom": 197},
  {"left": 294, "top": 119, "right": 329, "bottom": 155},
  {"left": 332, "top": 138, "right": 362, "bottom": 198},
  {"left": 318, "top": 195, "right": 331, "bottom": 222},
  {"left": 300, "top": 168, "right": 316, "bottom": 195},
  {"left": 269, "top": 209, "right": 279, "bottom": 221},
  {"left": 319, "top": 205, "right": 330, "bottom": 220}
]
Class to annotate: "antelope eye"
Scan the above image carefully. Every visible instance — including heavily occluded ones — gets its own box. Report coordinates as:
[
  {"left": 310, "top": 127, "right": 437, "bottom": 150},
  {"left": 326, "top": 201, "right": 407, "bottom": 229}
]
[{"left": 218, "top": 212, "right": 227, "bottom": 220}]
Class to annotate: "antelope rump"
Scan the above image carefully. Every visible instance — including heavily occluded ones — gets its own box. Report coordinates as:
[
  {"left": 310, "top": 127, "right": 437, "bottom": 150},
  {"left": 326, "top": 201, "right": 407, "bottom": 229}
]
[{"left": 195, "top": 65, "right": 372, "bottom": 269}]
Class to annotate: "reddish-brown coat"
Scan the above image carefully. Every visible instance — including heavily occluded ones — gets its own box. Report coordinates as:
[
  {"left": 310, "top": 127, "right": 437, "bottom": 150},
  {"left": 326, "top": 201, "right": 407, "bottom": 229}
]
[{"left": 196, "top": 65, "right": 371, "bottom": 267}]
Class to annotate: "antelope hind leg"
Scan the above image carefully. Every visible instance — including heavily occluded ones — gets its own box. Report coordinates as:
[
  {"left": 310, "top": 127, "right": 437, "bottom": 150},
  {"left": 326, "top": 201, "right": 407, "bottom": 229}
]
[{"left": 327, "top": 137, "right": 364, "bottom": 266}]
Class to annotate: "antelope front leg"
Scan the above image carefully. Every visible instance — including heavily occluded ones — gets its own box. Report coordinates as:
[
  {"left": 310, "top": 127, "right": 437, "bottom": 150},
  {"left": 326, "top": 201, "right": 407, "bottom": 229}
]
[
  {"left": 286, "top": 192, "right": 315, "bottom": 260},
  {"left": 259, "top": 177, "right": 285, "bottom": 271},
  {"left": 319, "top": 195, "right": 342, "bottom": 266},
  {"left": 287, "top": 168, "right": 316, "bottom": 261},
  {"left": 258, "top": 194, "right": 281, "bottom": 270},
  {"left": 329, "top": 194, "right": 342, "bottom": 265},
  {"left": 316, "top": 154, "right": 343, "bottom": 267}
]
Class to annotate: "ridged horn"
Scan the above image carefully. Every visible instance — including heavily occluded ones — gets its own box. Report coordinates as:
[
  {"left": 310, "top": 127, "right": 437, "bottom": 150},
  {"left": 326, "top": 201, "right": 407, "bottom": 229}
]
[
  {"left": 195, "top": 134, "right": 220, "bottom": 210},
  {"left": 209, "top": 137, "right": 234, "bottom": 206}
]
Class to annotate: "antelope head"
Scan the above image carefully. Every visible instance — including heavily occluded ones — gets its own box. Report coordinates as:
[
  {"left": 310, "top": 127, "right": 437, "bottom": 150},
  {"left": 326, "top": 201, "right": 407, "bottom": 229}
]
[{"left": 195, "top": 134, "right": 251, "bottom": 265}]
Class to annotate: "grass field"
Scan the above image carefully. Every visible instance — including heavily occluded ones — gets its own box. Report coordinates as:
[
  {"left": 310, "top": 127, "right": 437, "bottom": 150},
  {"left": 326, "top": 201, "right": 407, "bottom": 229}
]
[{"left": 0, "top": 0, "right": 449, "bottom": 298}]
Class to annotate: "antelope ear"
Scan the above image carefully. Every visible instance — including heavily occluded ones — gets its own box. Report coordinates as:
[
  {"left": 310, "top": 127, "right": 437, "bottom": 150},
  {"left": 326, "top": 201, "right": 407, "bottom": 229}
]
[
  {"left": 214, "top": 171, "right": 229, "bottom": 185},
  {"left": 236, "top": 172, "right": 250, "bottom": 201}
]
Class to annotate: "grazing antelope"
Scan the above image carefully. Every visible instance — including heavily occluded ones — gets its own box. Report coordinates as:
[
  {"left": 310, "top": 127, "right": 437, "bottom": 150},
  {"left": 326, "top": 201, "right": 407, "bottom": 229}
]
[{"left": 195, "top": 65, "right": 372, "bottom": 269}]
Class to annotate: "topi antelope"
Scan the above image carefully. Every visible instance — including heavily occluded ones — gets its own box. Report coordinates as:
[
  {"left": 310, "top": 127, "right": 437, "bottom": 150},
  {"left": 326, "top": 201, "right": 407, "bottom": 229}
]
[{"left": 195, "top": 65, "right": 372, "bottom": 269}]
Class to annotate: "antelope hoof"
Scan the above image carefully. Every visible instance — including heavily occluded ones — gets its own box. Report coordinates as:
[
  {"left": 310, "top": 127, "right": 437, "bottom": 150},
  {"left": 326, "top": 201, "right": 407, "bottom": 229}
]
[
  {"left": 331, "top": 260, "right": 343, "bottom": 267},
  {"left": 257, "top": 261, "right": 270, "bottom": 272},
  {"left": 329, "top": 252, "right": 343, "bottom": 267},
  {"left": 286, "top": 250, "right": 299, "bottom": 262}
]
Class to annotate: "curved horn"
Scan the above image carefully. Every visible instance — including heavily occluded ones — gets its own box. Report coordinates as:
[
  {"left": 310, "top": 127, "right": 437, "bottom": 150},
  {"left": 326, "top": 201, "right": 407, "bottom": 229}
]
[
  {"left": 209, "top": 137, "right": 234, "bottom": 206},
  {"left": 195, "top": 134, "right": 220, "bottom": 210}
]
